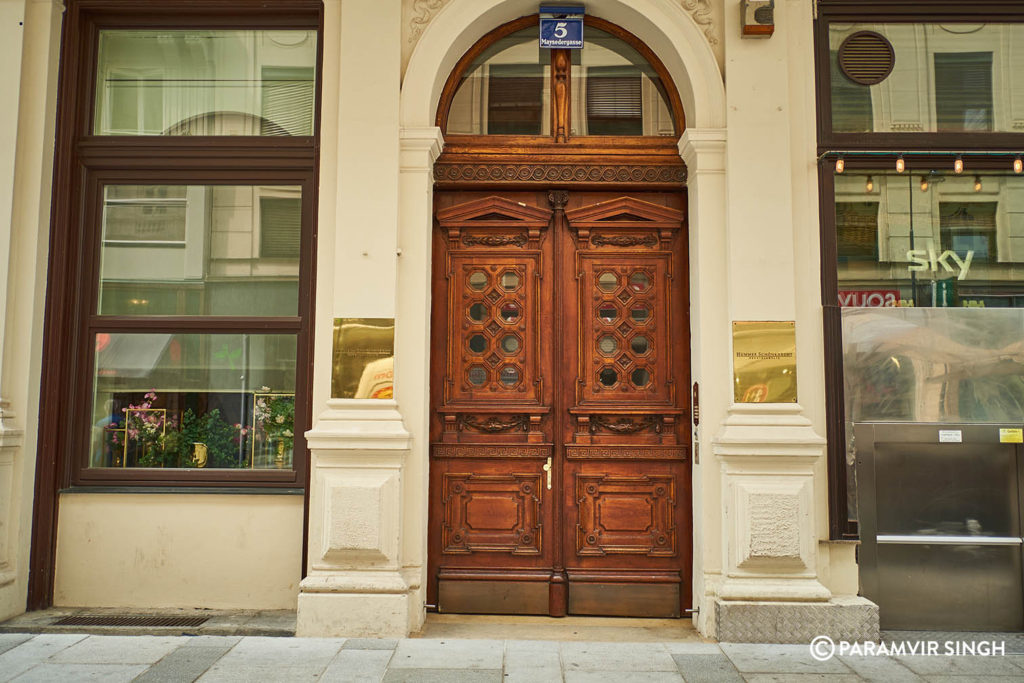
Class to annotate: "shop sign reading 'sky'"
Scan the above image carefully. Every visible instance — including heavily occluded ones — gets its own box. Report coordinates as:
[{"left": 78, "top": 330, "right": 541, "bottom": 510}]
[{"left": 906, "top": 242, "right": 974, "bottom": 281}]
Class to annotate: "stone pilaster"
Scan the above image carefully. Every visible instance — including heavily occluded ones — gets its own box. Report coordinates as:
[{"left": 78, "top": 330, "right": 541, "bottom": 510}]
[
  {"left": 296, "top": 400, "right": 416, "bottom": 637},
  {"left": 0, "top": 402, "right": 22, "bottom": 588},
  {"left": 712, "top": 404, "right": 878, "bottom": 642}
]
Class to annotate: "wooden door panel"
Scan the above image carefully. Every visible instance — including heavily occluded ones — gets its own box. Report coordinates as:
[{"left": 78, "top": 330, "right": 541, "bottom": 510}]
[
  {"left": 441, "top": 469, "right": 545, "bottom": 556},
  {"left": 574, "top": 472, "right": 677, "bottom": 557},
  {"left": 429, "top": 188, "right": 691, "bottom": 618},
  {"left": 576, "top": 255, "right": 673, "bottom": 406},
  {"left": 444, "top": 253, "right": 542, "bottom": 405}
]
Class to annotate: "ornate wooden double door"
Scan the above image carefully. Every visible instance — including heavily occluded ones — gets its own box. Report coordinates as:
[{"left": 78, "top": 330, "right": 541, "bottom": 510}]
[{"left": 428, "top": 188, "right": 691, "bottom": 617}]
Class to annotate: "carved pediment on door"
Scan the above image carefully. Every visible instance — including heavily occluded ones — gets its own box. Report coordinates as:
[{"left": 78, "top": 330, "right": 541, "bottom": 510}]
[
  {"left": 437, "top": 196, "right": 552, "bottom": 249},
  {"left": 565, "top": 196, "right": 684, "bottom": 248}
]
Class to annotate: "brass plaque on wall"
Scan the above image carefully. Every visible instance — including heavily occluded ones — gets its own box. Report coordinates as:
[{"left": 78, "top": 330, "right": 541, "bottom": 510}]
[
  {"left": 732, "top": 321, "right": 797, "bottom": 403},
  {"left": 332, "top": 318, "right": 394, "bottom": 399}
]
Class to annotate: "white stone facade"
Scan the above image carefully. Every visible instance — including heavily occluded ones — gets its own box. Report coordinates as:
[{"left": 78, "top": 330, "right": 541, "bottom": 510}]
[{"left": 0, "top": 0, "right": 874, "bottom": 641}]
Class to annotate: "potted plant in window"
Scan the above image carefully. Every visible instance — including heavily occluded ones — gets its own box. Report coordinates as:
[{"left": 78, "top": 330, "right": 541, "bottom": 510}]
[{"left": 254, "top": 388, "right": 295, "bottom": 468}]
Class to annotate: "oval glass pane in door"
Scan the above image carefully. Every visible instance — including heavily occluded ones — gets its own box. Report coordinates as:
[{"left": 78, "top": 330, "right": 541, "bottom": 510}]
[
  {"left": 500, "top": 302, "right": 521, "bottom": 322},
  {"left": 597, "top": 272, "right": 619, "bottom": 292},
  {"left": 629, "top": 272, "right": 651, "bottom": 292},
  {"left": 469, "top": 302, "right": 488, "bottom": 322},
  {"left": 501, "top": 271, "right": 521, "bottom": 290},
  {"left": 598, "top": 304, "right": 619, "bottom": 323},
  {"left": 468, "top": 334, "right": 487, "bottom": 353},
  {"left": 499, "top": 366, "right": 520, "bottom": 386},
  {"left": 468, "top": 271, "right": 488, "bottom": 290},
  {"left": 631, "top": 367, "right": 651, "bottom": 387},
  {"left": 468, "top": 366, "right": 488, "bottom": 386},
  {"left": 630, "top": 304, "right": 651, "bottom": 323},
  {"left": 598, "top": 335, "right": 618, "bottom": 355}
]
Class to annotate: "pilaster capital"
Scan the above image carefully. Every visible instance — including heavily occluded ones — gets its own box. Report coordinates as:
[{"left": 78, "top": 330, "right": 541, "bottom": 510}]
[
  {"left": 305, "top": 399, "right": 411, "bottom": 452},
  {"left": 679, "top": 128, "right": 727, "bottom": 172},
  {"left": 713, "top": 403, "right": 825, "bottom": 461},
  {"left": 399, "top": 127, "right": 445, "bottom": 172}
]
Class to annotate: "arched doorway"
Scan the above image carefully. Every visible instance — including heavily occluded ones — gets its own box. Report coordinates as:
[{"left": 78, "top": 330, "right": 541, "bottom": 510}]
[{"left": 426, "top": 16, "right": 692, "bottom": 618}]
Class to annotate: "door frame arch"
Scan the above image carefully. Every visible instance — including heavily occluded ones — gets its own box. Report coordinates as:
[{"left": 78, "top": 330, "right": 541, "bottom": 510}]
[{"left": 397, "top": 0, "right": 728, "bottom": 633}]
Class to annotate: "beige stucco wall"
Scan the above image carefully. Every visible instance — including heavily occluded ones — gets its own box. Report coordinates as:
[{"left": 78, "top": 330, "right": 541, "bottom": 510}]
[
  {"left": 54, "top": 494, "right": 303, "bottom": 610},
  {"left": 0, "top": 0, "right": 62, "bottom": 622}
]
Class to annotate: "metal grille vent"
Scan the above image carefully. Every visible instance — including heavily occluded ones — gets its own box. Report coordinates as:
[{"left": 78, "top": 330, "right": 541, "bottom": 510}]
[
  {"left": 838, "top": 31, "right": 895, "bottom": 85},
  {"left": 53, "top": 615, "right": 208, "bottom": 627}
]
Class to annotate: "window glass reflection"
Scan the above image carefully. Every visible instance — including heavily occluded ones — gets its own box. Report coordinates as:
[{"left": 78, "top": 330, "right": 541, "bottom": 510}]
[
  {"left": 572, "top": 28, "right": 675, "bottom": 137},
  {"left": 829, "top": 23, "right": 1024, "bottom": 134},
  {"left": 98, "top": 185, "right": 301, "bottom": 317},
  {"left": 90, "top": 333, "right": 296, "bottom": 470},
  {"left": 835, "top": 172, "right": 1024, "bottom": 308},
  {"left": 448, "top": 28, "right": 550, "bottom": 135},
  {"left": 95, "top": 30, "right": 317, "bottom": 136}
]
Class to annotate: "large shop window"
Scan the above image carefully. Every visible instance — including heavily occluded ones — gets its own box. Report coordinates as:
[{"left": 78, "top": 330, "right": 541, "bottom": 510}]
[
  {"left": 816, "top": 4, "right": 1024, "bottom": 539},
  {"left": 826, "top": 23, "right": 1020, "bottom": 135},
  {"left": 41, "top": 4, "right": 320, "bottom": 488}
]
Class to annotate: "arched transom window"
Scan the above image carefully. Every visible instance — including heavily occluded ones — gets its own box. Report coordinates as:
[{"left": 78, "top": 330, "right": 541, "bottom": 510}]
[{"left": 438, "top": 17, "right": 683, "bottom": 141}]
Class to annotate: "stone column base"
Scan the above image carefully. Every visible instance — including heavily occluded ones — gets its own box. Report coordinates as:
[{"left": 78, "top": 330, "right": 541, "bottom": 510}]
[
  {"left": 296, "top": 575, "right": 417, "bottom": 638},
  {"left": 715, "top": 596, "right": 879, "bottom": 643}
]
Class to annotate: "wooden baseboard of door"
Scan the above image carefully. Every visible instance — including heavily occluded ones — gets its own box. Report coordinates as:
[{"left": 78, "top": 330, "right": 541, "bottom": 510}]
[
  {"left": 568, "top": 582, "right": 681, "bottom": 618},
  {"left": 438, "top": 578, "right": 550, "bottom": 615}
]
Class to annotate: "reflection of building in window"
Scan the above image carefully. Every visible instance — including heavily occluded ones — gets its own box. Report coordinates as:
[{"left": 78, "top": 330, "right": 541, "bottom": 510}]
[
  {"left": 487, "top": 64, "right": 544, "bottom": 134},
  {"left": 260, "top": 196, "right": 302, "bottom": 258},
  {"left": 940, "top": 203, "right": 997, "bottom": 262},
  {"left": 97, "top": 185, "right": 302, "bottom": 317},
  {"left": 261, "top": 67, "right": 315, "bottom": 136},
  {"left": 585, "top": 67, "right": 643, "bottom": 135},
  {"left": 95, "top": 30, "right": 317, "bottom": 136},
  {"left": 830, "top": 51, "right": 873, "bottom": 133},
  {"left": 828, "top": 24, "right": 1021, "bottom": 134},
  {"left": 836, "top": 202, "right": 880, "bottom": 262},
  {"left": 934, "top": 52, "right": 993, "bottom": 131},
  {"left": 102, "top": 186, "right": 187, "bottom": 244}
]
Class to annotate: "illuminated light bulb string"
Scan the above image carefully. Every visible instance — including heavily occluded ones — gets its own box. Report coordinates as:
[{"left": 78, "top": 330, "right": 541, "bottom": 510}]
[{"left": 827, "top": 151, "right": 1024, "bottom": 176}]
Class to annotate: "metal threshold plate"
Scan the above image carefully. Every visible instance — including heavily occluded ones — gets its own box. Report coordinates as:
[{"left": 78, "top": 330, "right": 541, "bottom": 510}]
[{"left": 53, "top": 615, "right": 209, "bottom": 628}]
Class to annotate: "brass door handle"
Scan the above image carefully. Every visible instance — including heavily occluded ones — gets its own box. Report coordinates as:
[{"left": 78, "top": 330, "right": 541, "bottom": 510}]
[{"left": 543, "top": 457, "right": 552, "bottom": 490}]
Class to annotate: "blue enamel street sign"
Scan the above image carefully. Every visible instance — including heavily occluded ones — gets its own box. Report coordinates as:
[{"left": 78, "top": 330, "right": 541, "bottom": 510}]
[{"left": 539, "top": 5, "right": 584, "bottom": 49}]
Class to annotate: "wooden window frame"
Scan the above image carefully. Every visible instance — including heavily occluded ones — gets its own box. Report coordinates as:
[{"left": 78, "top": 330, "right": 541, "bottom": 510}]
[
  {"left": 815, "top": 0, "right": 1024, "bottom": 540},
  {"left": 29, "top": 0, "right": 322, "bottom": 606}
]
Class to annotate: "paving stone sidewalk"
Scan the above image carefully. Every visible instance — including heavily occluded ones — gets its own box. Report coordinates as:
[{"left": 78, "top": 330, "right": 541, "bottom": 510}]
[{"left": 1, "top": 633, "right": 1023, "bottom": 682}]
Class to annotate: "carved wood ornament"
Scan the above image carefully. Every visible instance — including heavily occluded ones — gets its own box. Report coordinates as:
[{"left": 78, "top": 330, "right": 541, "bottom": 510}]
[
  {"left": 427, "top": 11, "right": 692, "bottom": 619},
  {"left": 552, "top": 49, "right": 571, "bottom": 143}
]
